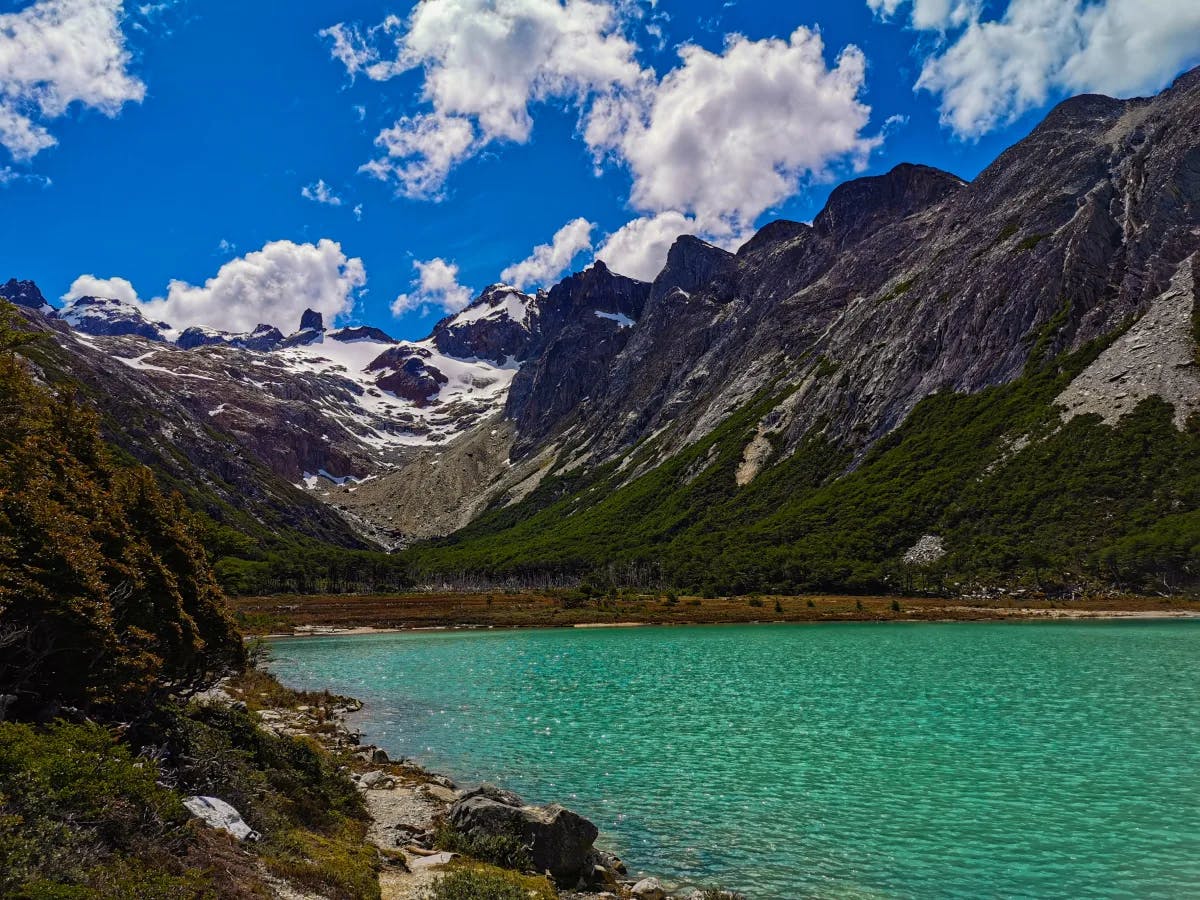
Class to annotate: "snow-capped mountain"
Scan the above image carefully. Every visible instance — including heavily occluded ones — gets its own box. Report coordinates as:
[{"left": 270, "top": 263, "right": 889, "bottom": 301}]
[{"left": 55, "top": 295, "right": 172, "bottom": 341}]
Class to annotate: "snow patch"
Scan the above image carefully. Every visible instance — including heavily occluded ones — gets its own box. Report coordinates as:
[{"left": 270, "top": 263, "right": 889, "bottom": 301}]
[{"left": 594, "top": 310, "right": 635, "bottom": 328}]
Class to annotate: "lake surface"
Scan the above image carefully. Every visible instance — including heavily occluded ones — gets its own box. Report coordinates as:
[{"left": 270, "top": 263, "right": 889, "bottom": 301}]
[{"left": 268, "top": 621, "right": 1200, "bottom": 898}]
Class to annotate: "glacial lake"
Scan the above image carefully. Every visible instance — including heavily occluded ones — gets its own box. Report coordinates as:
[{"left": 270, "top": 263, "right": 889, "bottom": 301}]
[{"left": 268, "top": 621, "right": 1200, "bottom": 899}]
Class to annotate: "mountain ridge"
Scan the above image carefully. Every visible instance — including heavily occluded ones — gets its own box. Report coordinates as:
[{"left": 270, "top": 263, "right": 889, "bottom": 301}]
[{"left": 5, "top": 68, "right": 1199, "bottom": 592}]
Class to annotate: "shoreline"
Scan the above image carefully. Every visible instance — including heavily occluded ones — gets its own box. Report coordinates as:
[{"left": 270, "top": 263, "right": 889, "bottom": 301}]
[
  {"left": 249, "top": 672, "right": 693, "bottom": 899},
  {"left": 259, "top": 607, "right": 1200, "bottom": 640},
  {"left": 231, "top": 590, "right": 1199, "bottom": 638}
]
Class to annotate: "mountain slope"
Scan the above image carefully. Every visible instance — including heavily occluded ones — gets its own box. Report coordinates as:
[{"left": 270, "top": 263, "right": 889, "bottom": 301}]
[
  {"left": 402, "top": 70, "right": 1200, "bottom": 594},
  {"left": 5, "top": 70, "right": 1200, "bottom": 594}
]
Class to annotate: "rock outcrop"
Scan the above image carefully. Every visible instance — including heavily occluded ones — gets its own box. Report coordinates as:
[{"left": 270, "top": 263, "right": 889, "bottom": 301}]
[{"left": 448, "top": 784, "right": 600, "bottom": 882}]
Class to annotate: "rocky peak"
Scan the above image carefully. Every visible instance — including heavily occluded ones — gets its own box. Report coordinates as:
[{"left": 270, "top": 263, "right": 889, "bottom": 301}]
[
  {"left": 537, "top": 261, "right": 650, "bottom": 331},
  {"left": 176, "top": 324, "right": 283, "bottom": 352},
  {"left": 651, "top": 235, "right": 735, "bottom": 302},
  {"left": 330, "top": 325, "right": 396, "bottom": 344},
  {"left": 813, "top": 163, "right": 966, "bottom": 248},
  {"left": 281, "top": 309, "right": 326, "bottom": 348},
  {"left": 432, "top": 284, "right": 536, "bottom": 362},
  {"left": 56, "top": 295, "right": 169, "bottom": 341},
  {"left": 1, "top": 278, "right": 51, "bottom": 313},
  {"left": 736, "top": 220, "right": 812, "bottom": 258},
  {"left": 1033, "top": 93, "right": 1126, "bottom": 134},
  {"left": 299, "top": 308, "right": 324, "bottom": 332}
]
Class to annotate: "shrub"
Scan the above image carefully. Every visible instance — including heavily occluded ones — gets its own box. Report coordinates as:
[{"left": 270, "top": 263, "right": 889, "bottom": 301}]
[
  {"left": 426, "top": 865, "right": 555, "bottom": 900},
  {"left": 774, "top": 600, "right": 783, "bottom": 613},
  {"left": 748, "top": 596, "right": 765, "bottom": 608},
  {"left": 0, "top": 721, "right": 217, "bottom": 898},
  {"left": 432, "top": 823, "right": 532, "bottom": 872},
  {"left": 891, "top": 599, "right": 902, "bottom": 613}
]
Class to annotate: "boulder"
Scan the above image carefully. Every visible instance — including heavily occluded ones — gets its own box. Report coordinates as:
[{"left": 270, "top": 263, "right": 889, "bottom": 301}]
[
  {"left": 448, "top": 785, "right": 599, "bottom": 882},
  {"left": 183, "top": 796, "right": 259, "bottom": 841},
  {"left": 631, "top": 876, "right": 667, "bottom": 899},
  {"left": 357, "top": 770, "right": 396, "bottom": 790}
]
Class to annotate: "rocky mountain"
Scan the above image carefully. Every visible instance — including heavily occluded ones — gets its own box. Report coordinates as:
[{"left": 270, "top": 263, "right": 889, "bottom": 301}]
[{"left": 5, "top": 68, "right": 1199, "bottom": 592}]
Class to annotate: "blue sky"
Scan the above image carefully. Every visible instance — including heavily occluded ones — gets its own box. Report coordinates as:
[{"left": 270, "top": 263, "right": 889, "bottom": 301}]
[{"left": 2, "top": 0, "right": 1198, "bottom": 340}]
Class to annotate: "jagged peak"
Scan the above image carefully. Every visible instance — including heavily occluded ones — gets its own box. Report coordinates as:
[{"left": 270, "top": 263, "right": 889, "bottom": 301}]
[
  {"left": 813, "top": 164, "right": 966, "bottom": 248},
  {"left": 1, "top": 278, "right": 49, "bottom": 312},
  {"left": 298, "top": 308, "right": 324, "bottom": 333},
  {"left": 651, "top": 233, "right": 736, "bottom": 301},
  {"left": 1168, "top": 64, "right": 1200, "bottom": 95}
]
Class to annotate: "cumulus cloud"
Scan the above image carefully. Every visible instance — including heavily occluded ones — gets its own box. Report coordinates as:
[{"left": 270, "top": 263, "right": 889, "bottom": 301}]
[
  {"left": 325, "top": 0, "right": 643, "bottom": 197},
  {"left": 330, "top": 5, "right": 878, "bottom": 280},
  {"left": 301, "top": 179, "right": 344, "bottom": 206},
  {"left": 391, "top": 257, "right": 473, "bottom": 317},
  {"left": 136, "top": 239, "right": 366, "bottom": 333},
  {"left": 62, "top": 273, "right": 140, "bottom": 304},
  {"left": 0, "top": 0, "right": 145, "bottom": 161},
  {"left": 588, "top": 27, "right": 876, "bottom": 235},
  {"left": 874, "top": 0, "right": 1200, "bottom": 137},
  {"left": 501, "top": 217, "right": 595, "bottom": 289}
]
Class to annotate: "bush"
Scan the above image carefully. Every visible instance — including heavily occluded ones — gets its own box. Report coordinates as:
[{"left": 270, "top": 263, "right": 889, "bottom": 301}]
[
  {"left": 774, "top": 599, "right": 783, "bottom": 613},
  {"left": 432, "top": 823, "right": 532, "bottom": 872},
  {"left": 426, "top": 865, "right": 555, "bottom": 900},
  {"left": 891, "top": 599, "right": 902, "bottom": 612},
  {"left": 0, "top": 721, "right": 216, "bottom": 898},
  {"left": 748, "top": 596, "right": 765, "bottom": 608}
]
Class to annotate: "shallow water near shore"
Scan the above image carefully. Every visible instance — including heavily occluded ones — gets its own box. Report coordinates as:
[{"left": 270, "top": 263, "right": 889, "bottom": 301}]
[{"left": 268, "top": 620, "right": 1200, "bottom": 899}]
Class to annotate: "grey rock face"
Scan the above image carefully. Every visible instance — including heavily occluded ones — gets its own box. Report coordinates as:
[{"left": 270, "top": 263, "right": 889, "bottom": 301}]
[
  {"left": 509, "top": 67, "right": 1200, "bottom": 473},
  {"left": 432, "top": 284, "right": 536, "bottom": 362},
  {"left": 448, "top": 786, "right": 599, "bottom": 881},
  {"left": 1, "top": 278, "right": 50, "bottom": 312},
  {"left": 299, "top": 308, "right": 324, "bottom": 332},
  {"left": 506, "top": 261, "right": 651, "bottom": 454}
]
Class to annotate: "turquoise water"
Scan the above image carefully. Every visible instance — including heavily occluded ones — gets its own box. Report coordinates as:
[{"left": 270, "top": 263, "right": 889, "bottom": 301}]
[{"left": 268, "top": 622, "right": 1200, "bottom": 898}]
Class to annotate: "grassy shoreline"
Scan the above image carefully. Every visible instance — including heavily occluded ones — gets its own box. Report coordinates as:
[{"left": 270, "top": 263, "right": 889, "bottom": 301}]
[{"left": 229, "top": 591, "right": 1200, "bottom": 635}]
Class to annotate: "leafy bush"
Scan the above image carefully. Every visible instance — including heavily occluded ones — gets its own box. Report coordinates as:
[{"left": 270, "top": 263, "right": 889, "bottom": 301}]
[
  {"left": 433, "top": 822, "right": 533, "bottom": 872},
  {"left": 426, "top": 865, "right": 555, "bottom": 900},
  {"left": 0, "top": 721, "right": 218, "bottom": 899}
]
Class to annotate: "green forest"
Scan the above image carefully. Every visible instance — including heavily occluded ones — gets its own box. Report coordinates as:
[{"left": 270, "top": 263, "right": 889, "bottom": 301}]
[
  {"left": 0, "top": 309, "right": 380, "bottom": 898},
  {"left": 405, "top": 330, "right": 1200, "bottom": 596}
]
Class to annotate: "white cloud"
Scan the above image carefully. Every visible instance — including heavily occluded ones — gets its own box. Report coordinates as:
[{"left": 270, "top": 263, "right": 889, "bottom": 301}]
[
  {"left": 0, "top": 0, "right": 145, "bottom": 161},
  {"left": 867, "top": 0, "right": 977, "bottom": 30},
  {"left": 137, "top": 239, "right": 366, "bottom": 333},
  {"left": 501, "top": 217, "right": 595, "bottom": 289},
  {"left": 588, "top": 27, "right": 876, "bottom": 236},
  {"left": 325, "top": 0, "right": 643, "bottom": 197},
  {"left": 359, "top": 112, "right": 476, "bottom": 199},
  {"left": 876, "top": 0, "right": 1200, "bottom": 137},
  {"left": 331, "top": 6, "right": 878, "bottom": 280},
  {"left": 62, "top": 273, "right": 139, "bottom": 304},
  {"left": 0, "top": 166, "right": 52, "bottom": 187},
  {"left": 301, "top": 179, "right": 344, "bottom": 206},
  {"left": 391, "top": 257, "right": 473, "bottom": 316},
  {"left": 595, "top": 211, "right": 697, "bottom": 282}
]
